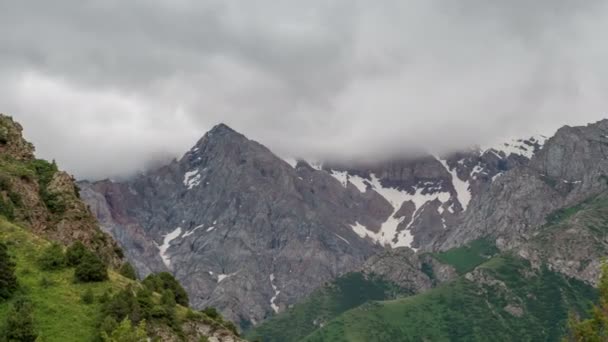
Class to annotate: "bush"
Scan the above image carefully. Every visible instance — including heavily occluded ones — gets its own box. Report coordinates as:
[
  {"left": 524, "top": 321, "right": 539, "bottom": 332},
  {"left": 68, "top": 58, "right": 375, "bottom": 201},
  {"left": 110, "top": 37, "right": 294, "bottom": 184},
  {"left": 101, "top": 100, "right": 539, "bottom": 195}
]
[
  {"left": 28, "top": 159, "right": 66, "bottom": 215},
  {"left": 0, "top": 242, "right": 17, "bottom": 300},
  {"left": 136, "top": 288, "right": 154, "bottom": 321},
  {"left": 66, "top": 241, "right": 88, "bottom": 266},
  {"left": 82, "top": 288, "right": 95, "bottom": 304},
  {"left": 74, "top": 252, "right": 108, "bottom": 282},
  {"left": 0, "top": 195, "right": 15, "bottom": 221},
  {"left": 119, "top": 262, "right": 138, "bottom": 280},
  {"left": 99, "top": 315, "right": 119, "bottom": 337},
  {"left": 142, "top": 272, "right": 189, "bottom": 307},
  {"left": 100, "top": 318, "right": 147, "bottom": 342},
  {"left": 102, "top": 287, "right": 138, "bottom": 323},
  {"left": 38, "top": 243, "right": 65, "bottom": 270},
  {"left": 201, "top": 307, "right": 220, "bottom": 320},
  {"left": 4, "top": 296, "right": 37, "bottom": 342}
]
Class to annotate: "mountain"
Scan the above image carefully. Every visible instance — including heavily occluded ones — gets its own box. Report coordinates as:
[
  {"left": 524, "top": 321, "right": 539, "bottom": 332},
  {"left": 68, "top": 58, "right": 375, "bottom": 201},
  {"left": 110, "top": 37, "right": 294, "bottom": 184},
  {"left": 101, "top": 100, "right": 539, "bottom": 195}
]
[
  {"left": 435, "top": 120, "right": 608, "bottom": 262},
  {"left": 80, "top": 117, "right": 608, "bottom": 334},
  {"left": 79, "top": 124, "right": 390, "bottom": 327},
  {"left": 78, "top": 120, "right": 555, "bottom": 328}
]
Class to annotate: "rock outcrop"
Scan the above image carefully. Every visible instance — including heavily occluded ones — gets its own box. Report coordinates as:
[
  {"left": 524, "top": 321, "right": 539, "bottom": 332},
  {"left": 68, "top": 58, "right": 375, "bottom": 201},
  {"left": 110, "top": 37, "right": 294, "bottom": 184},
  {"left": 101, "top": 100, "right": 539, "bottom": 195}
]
[{"left": 0, "top": 114, "right": 122, "bottom": 265}]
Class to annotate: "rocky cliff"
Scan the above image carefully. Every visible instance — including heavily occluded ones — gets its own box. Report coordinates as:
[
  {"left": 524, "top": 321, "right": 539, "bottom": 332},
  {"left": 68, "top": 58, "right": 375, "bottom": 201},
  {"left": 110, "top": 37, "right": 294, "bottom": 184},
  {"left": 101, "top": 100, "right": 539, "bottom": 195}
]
[{"left": 0, "top": 114, "right": 122, "bottom": 265}]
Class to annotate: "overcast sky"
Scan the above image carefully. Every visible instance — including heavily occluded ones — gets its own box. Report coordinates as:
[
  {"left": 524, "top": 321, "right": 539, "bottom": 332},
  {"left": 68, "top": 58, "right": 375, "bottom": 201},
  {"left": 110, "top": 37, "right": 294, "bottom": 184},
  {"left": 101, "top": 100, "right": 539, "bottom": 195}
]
[{"left": 1, "top": 1, "right": 607, "bottom": 180}]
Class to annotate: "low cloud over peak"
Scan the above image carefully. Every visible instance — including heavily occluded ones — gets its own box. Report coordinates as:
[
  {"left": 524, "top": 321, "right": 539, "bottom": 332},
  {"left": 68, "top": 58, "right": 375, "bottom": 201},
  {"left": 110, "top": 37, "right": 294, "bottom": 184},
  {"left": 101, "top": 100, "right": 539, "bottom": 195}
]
[{"left": 1, "top": 0, "right": 607, "bottom": 180}]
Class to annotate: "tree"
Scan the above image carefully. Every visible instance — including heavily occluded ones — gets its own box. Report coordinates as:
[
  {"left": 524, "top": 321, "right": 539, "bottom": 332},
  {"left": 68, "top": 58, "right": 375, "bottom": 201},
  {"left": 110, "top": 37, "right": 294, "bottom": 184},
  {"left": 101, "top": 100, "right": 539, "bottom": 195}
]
[
  {"left": 142, "top": 272, "right": 189, "bottom": 307},
  {"left": 565, "top": 262, "right": 608, "bottom": 341},
  {"left": 4, "top": 297, "right": 37, "bottom": 342},
  {"left": 75, "top": 252, "right": 108, "bottom": 282},
  {"left": 101, "top": 318, "right": 147, "bottom": 342},
  {"left": 119, "top": 262, "right": 138, "bottom": 280},
  {"left": 0, "top": 242, "right": 17, "bottom": 300},
  {"left": 66, "top": 241, "right": 88, "bottom": 266},
  {"left": 37, "top": 243, "right": 65, "bottom": 270}
]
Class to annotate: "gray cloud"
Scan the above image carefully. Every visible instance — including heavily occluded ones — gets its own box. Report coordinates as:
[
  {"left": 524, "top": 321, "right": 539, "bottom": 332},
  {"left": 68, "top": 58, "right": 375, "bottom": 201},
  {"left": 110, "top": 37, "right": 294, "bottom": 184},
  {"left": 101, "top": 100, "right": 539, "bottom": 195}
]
[{"left": 0, "top": 0, "right": 607, "bottom": 180}]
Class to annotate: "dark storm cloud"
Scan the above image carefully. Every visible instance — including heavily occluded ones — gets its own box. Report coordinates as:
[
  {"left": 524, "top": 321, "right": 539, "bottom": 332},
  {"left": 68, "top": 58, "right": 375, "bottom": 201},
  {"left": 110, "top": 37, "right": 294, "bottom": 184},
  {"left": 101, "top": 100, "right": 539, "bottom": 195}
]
[{"left": 0, "top": 0, "right": 607, "bottom": 180}]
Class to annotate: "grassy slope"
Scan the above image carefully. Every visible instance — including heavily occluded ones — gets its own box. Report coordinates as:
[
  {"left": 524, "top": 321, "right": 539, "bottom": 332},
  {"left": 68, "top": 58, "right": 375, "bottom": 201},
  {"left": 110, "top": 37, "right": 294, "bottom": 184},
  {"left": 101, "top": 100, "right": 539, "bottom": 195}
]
[
  {"left": 0, "top": 219, "right": 133, "bottom": 341},
  {"left": 302, "top": 256, "right": 596, "bottom": 342},
  {"left": 429, "top": 238, "right": 499, "bottom": 275},
  {"left": 246, "top": 272, "right": 410, "bottom": 342}
]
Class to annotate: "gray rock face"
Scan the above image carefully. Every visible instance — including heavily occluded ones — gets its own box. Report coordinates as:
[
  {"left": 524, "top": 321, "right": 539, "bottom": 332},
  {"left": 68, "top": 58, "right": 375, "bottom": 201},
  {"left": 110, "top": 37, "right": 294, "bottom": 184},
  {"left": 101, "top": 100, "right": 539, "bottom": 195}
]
[
  {"left": 361, "top": 247, "right": 433, "bottom": 292},
  {"left": 80, "top": 124, "right": 390, "bottom": 327},
  {"left": 435, "top": 120, "right": 608, "bottom": 252}
]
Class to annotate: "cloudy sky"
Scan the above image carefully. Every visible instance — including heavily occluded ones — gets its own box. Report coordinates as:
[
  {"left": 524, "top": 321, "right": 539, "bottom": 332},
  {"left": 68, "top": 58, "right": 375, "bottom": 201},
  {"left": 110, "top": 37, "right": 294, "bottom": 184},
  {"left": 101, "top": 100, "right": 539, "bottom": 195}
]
[{"left": 1, "top": 1, "right": 607, "bottom": 180}]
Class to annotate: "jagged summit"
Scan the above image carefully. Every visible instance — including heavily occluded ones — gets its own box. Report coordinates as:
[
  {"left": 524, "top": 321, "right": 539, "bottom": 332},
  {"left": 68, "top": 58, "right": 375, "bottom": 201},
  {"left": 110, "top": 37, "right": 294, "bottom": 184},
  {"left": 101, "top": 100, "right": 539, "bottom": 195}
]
[{"left": 209, "top": 122, "right": 237, "bottom": 134}]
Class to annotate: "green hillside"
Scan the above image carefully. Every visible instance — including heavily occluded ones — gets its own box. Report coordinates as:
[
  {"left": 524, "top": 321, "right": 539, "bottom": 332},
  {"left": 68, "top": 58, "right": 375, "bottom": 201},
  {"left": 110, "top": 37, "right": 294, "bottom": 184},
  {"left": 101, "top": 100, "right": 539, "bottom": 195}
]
[
  {"left": 247, "top": 272, "right": 411, "bottom": 342},
  {"left": 0, "top": 219, "right": 239, "bottom": 341},
  {"left": 429, "top": 238, "right": 498, "bottom": 275},
  {"left": 0, "top": 219, "right": 128, "bottom": 341},
  {"left": 303, "top": 255, "right": 595, "bottom": 342}
]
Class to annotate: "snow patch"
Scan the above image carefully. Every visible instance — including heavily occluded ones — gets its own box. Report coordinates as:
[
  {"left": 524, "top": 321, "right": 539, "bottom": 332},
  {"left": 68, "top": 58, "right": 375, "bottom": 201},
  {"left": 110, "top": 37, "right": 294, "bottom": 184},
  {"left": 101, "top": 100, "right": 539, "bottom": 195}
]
[
  {"left": 183, "top": 170, "right": 201, "bottom": 189},
  {"left": 330, "top": 170, "right": 348, "bottom": 187},
  {"left": 206, "top": 226, "right": 215, "bottom": 232},
  {"left": 329, "top": 171, "right": 368, "bottom": 193},
  {"left": 283, "top": 157, "right": 298, "bottom": 168},
  {"left": 217, "top": 272, "right": 236, "bottom": 283},
  {"left": 269, "top": 274, "right": 281, "bottom": 313},
  {"left": 334, "top": 233, "right": 351, "bottom": 245},
  {"left": 438, "top": 159, "right": 471, "bottom": 211},
  {"left": 182, "top": 224, "right": 204, "bottom": 238},
  {"left": 348, "top": 174, "right": 449, "bottom": 248},
  {"left": 483, "top": 135, "right": 548, "bottom": 159},
  {"left": 157, "top": 227, "right": 182, "bottom": 268}
]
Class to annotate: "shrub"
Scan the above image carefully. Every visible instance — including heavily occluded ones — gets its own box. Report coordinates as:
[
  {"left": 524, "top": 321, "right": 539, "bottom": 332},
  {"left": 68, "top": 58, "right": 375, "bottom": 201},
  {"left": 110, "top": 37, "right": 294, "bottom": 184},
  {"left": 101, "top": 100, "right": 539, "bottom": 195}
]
[
  {"left": 81, "top": 288, "right": 95, "bottom": 304},
  {"left": 38, "top": 243, "right": 65, "bottom": 270},
  {"left": 4, "top": 296, "right": 38, "bottom": 342},
  {"left": 102, "top": 287, "right": 137, "bottom": 323},
  {"left": 28, "top": 159, "right": 66, "bottom": 215},
  {"left": 99, "top": 315, "right": 119, "bottom": 338},
  {"left": 201, "top": 307, "right": 220, "bottom": 320},
  {"left": 101, "top": 318, "right": 147, "bottom": 342},
  {"left": 0, "top": 242, "right": 17, "bottom": 300},
  {"left": 66, "top": 241, "right": 88, "bottom": 266},
  {"left": 74, "top": 252, "right": 108, "bottom": 282},
  {"left": 142, "top": 272, "right": 189, "bottom": 307},
  {"left": 119, "top": 262, "right": 138, "bottom": 280},
  {"left": 136, "top": 288, "right": 154, "bottom": 320},
  {"left": 0, "top": 195, "right": 15, "bottom": 221}
]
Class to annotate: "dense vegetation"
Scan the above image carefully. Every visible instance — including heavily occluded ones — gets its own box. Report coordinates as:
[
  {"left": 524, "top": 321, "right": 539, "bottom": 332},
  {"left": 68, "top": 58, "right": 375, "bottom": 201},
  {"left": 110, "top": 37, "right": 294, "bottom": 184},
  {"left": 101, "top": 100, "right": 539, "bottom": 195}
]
[
  {"left": 247, "top": 272, "right": 411, "bottom": 342},
  {"left": 303, "top": 256, "right": 596, "bottom": 342},
  {"left": 565, "top": 263, "right": 608, "bottom": 341}
]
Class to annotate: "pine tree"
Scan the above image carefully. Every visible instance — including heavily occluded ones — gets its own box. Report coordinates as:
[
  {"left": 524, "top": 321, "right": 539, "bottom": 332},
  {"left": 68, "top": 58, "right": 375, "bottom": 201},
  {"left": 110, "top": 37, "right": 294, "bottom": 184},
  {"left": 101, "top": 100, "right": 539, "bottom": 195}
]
[
  {"left": 0, "top": 242, "right": 17, "bottom": 300},
  {"left": 4, "top": 297, "right": 37, "bottom": 342},
  {"left": 565, "top": 262, "right": 608, "bottom": 341}
]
